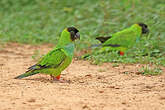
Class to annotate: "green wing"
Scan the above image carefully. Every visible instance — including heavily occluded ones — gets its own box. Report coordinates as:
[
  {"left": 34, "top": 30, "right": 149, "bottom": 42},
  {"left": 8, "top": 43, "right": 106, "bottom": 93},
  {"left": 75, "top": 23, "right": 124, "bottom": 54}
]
[
  {"left": 103, "top": 27, "right": 139, "bottom": 48},
  {"left": 27, "top": 48, "right": 67, "bottom": 71},
  {"left": 37, "top": 48, "right": 67, "bottom": 69}
]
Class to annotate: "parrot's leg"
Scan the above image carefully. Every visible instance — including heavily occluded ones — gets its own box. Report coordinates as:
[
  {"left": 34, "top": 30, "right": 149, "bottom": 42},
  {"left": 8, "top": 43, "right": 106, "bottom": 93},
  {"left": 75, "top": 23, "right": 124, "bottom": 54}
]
[
  {"left": 55, "top": 75, "right": 60, "bottom": 80},
  {"left": 50, "top": 75, "right": 66, "bottom": 83},
  {"left": 50, "top": 75, "right": 60, "bottom": 80},
  {"left": 119, "top": 51, "right": 124, "bottom": 56}
]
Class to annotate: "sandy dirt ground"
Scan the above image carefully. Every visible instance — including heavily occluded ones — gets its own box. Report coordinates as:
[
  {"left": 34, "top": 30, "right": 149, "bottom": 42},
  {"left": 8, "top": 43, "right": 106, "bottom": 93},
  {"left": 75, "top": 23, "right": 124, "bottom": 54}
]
[{"left": 0, "top": 43, "right": 165, "bottom": 110}]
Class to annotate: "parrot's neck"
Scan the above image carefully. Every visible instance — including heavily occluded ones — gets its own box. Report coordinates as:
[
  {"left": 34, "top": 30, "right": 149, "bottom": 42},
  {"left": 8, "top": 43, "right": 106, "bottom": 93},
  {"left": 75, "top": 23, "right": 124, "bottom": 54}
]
[
  {"left": 136, "top": 37, "right": 140, "bottom": 42},
  {"left": 132, "top": 24, "right": 142, "bottom": 40},
  {"left": 56, "top": 29, "right": 75, "bottom": 57},
  {"left": 57, "top": 29, "right": 73, "bottom": 47},
  {"left": 132, "top": 24, "right": 142, "bottom": 34},
  {"left": 63, "top": 43, "right": 75, "bottom": 58}
]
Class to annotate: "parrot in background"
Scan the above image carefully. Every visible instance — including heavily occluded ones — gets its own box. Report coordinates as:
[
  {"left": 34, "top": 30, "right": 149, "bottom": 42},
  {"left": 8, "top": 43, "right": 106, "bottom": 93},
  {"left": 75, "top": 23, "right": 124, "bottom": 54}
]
[
  {"left": 15, "top": 27, "right": 80, "bottom": 81},
  {"left": 96, "top": 23, "right": 149, "bottom": 55}
]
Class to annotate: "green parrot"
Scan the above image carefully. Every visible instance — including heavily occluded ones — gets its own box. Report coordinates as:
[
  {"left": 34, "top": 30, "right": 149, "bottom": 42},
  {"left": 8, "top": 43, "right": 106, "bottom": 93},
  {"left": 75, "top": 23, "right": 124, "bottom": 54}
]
[
  {"left": 96, "top": 23, "right": 149, "bottom": 55},
  {"left": 15, "top": 27, "right": 80, "bottom": 81}
]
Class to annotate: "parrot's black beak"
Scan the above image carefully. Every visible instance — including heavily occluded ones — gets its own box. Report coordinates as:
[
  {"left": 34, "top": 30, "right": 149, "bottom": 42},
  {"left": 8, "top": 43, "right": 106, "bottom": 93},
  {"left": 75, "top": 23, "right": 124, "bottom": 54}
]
[
  {"left": 143, "top": 28, "right": 149, "bottom": 34},
  {"left": 75, "top": 32, "right": 80, "bottom": 40}
]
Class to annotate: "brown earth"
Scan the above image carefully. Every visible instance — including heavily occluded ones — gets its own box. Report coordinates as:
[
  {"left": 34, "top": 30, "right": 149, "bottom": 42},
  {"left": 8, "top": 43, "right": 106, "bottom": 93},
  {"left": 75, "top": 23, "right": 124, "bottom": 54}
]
[{"left": 0, "top": 43, "right": 165, "bottom": 110}]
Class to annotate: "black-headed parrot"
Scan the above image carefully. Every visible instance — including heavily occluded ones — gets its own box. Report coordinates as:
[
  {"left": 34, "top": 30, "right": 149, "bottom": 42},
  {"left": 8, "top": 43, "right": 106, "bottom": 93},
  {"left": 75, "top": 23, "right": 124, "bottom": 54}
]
[
  {"left": 15, "top": 27, "right": 80, "bottom": 81},
  {"left": 96, "top": 23, "right": 149, "bottom": 55}
]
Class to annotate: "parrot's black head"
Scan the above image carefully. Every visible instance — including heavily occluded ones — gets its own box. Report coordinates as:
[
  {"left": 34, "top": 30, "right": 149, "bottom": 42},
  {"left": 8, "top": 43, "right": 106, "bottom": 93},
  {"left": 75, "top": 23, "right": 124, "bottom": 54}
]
[
  {"left": 138, "top": 23, "right": 149, "bottom": 34},
  {"left": 67, "top": 27, "right": 80, "bottom": 41}
]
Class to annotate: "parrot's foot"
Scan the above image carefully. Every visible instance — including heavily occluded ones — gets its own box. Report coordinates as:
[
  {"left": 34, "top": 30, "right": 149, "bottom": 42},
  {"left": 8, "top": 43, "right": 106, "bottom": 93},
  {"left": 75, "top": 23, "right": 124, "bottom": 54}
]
[
  {"left": 50, "top": 75, "right": 70, "bottom": 83},
  {"left": 52, "top": 79, "right": 66, "bottom": 83},
  {"left": 50, "top": 74, "right": 60, "bottom": 80}
]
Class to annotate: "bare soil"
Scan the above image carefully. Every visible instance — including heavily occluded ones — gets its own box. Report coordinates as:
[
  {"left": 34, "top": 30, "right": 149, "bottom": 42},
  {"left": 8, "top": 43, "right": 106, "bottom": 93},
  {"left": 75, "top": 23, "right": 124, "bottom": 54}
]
[{"left": 0, "top": 43, "right": 165, "bottom": 110}]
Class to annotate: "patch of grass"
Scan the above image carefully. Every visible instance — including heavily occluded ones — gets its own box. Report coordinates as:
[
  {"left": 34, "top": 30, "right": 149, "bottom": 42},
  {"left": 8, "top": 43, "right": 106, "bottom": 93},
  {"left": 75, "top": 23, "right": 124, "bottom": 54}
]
[
  {"left": 112, "top": 63, "right": 119, "bottom": 67},
  {"left": 138, "top": 65, "right": 162, "bottom": 75},
  {"left": 85, "top": 36, "right": 165, "bottom": 66},
  {"left": 0, "top": 0, "right": 164, "bottom": 66}
]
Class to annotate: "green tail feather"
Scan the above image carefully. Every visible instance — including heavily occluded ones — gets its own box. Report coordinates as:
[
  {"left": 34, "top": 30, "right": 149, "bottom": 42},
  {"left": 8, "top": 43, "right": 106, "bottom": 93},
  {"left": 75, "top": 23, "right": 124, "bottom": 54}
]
[{"left": 14, "top": 71, "right": 38, "bottom": 79}]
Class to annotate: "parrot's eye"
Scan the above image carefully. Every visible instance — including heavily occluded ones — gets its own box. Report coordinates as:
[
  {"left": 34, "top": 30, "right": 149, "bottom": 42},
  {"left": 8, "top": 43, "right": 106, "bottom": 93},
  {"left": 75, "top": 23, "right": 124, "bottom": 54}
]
[{"left": 143, "top": 24, "right": 147, "bottom": 28}]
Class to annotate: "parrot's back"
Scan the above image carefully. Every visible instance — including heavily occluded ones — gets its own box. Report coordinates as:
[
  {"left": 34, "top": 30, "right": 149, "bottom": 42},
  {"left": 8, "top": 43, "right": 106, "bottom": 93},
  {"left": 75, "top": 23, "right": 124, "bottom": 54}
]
[{"left": 103, "top": 25, "right": 142, "bottom": 48}]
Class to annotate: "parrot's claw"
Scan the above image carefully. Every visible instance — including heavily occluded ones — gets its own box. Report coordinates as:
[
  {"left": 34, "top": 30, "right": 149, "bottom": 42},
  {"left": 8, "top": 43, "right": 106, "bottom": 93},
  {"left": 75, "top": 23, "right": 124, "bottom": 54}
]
[
  {"left": 50, "top": 75, "right": 60, "bottom": 80},
  {"left": 50, "top": 75, "right": 70, "bottom": 83},
  {"left": 52, "top": 79, "right": 65, "bottom": 83}
]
